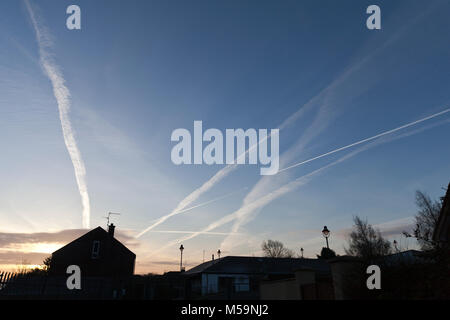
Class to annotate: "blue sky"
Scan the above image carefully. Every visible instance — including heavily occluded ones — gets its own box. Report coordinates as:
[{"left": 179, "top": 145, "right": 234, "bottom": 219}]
[{"left": 0, "top": 0, "right": 449, "bottom": 273}]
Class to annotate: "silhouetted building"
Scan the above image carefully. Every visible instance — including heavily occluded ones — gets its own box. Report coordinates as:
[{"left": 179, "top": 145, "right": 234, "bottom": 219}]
[
  {"left": 50, "top": 224, "right": 136, "bottom": 277},
  {"left": 184, "top": 256, "right": 331, "bottom": 299},
  {"left": 433, "top": 182, "right": 450, "bottom": 245}
]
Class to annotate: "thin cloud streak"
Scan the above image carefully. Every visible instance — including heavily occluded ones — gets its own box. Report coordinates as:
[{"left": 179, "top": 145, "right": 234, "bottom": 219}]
[
  {"left": 279, "top": 108, "right": 450, "bottom": 173},
  {"left": 25, "top": 0, "right": 91, "bottom": 228},
  {"left": 135, "top": 187, "right": 247, "bottom": 238},
  {"left": 146, "top": 230, "right": 241, "bottom": 236},
  {"left": 137, "top": 133, "right": 271, "bottom": 237}
]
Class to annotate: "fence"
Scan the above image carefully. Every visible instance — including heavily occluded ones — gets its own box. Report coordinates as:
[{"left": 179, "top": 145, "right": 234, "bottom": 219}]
[{"left": 0, "top": 271, "right": 131, "bottom": 299}]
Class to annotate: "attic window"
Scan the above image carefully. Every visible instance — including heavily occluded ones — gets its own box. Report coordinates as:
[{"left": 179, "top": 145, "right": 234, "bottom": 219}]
[{"left": 92, "top": 240, "right": 100, "bottom": 259}]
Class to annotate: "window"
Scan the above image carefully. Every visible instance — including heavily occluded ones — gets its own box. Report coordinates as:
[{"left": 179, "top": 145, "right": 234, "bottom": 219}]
[
  {"left": 91, "top": 240, "right": 100, "bottom": 259},
  {"left": 233, "top": 276, "right": 250, "bottom": 292}
]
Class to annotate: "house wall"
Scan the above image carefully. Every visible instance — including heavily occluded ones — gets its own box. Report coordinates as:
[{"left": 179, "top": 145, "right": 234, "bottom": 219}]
[
  {"left": 260, "top": 278, "right": 300, "bottom": 300},
  {"left": 51, "top": 229, "right": 135, "bottom": 277},
  {"left": 260, "top": 269, "right": 334, "bottom": 300}
]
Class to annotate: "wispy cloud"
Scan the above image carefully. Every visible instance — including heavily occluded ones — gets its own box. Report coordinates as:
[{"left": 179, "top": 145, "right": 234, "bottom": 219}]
[
  {"left": 0, "top": 228, "right": 136, "bottom": 248},
  {"left": 333, "top": 217, "right": 416, "bottom": 240},
  {"left": 24, "top": 0, "right": 91, "bottom": 228},
  {"left": 135, "top": 186, "right": 247, "bottom": 238},
  {"left": 145, "top": 230, "right": 241, "bottom": 236}
]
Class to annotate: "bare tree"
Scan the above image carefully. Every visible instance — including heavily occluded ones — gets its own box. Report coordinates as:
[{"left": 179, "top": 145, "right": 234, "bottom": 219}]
[
  {"left": 42, "top": 256, "right": 52, "bottom": 273},
  {"left": 345, "top": 216, "right": 392, "bottom": 261},
  {"left": 403, "top": 190, "right": 442, "bottom": 250},
  {"left": 261, "top": 239, "right": 294, "bottom": 258}
]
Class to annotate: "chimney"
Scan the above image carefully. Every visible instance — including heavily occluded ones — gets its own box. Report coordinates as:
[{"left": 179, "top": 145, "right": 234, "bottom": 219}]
[{"left": 108, "top": 223, "right": 115, "bottom": 237}]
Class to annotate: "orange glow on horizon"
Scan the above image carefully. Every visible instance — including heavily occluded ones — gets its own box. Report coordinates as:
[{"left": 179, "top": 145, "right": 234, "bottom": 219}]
[{"left": 1, "top": 242, "right": 63, "bottom": 254}]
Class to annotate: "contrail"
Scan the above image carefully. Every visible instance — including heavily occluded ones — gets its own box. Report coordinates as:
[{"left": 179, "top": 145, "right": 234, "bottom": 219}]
[
  {"left": 142, "top": 17, "right": 402, "bottom": 235},
  {"left": 219, "top": 108, "right": 450, "bottom": 248},
  {"left": 137, "top": 136, "right": 266, "bottom": 236},
  {"left": 135, "top": 187, "right": 247, "bottom": 238},
  {"left": 152, "top": 163, "right": 333, "bottom": 254},
  {"left": 25, "top": 1, "right": 91, "bottom": 228},
  {"left": 145, "top": 230, "right": 241, "bottom": 236},
  {"left": 219, "top": 116, "right": 450, "bottom": 251},
  {"left": 278, "top": 108, "right": 450, "bottom": 173},
  {"left": 147, "top": 109, "right": 450, "bottom": 240},
  {"left": 160, "top": 114, "right": 450, "bottom": 253}
]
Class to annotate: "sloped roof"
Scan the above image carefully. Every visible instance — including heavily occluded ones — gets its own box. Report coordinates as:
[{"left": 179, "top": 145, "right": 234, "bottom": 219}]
[
  {"left": 185, "top": 256, "right": 330, "bottom": 276},
  {"left": 52, "top": 226, "right": 135, "bottom": 257}
]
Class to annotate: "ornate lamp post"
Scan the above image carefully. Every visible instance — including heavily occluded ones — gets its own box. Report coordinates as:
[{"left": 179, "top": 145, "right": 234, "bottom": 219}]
[
  {"left": 322, "top": 226, "right": 330, "bottom": 249},
  {"left": 179, "top": 244, "right": 184, "bottom": 271}
]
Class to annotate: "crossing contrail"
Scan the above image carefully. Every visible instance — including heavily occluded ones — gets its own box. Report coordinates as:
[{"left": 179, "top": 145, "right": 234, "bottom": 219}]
[
  {"left": 160, "top": 109, "right": 450, "bottom": 253},
  {"left": 145, "top": 230, "right": 241, "bottom": 236},
  {"left": 135, "top": 187, "right": 248, "bottom": 238},
  {"left": 219, "top": 116, "right": 450, "bottom": 251},
  {"left": 278, "top": 108, "right": 450, "bottom": 173},
  {"left": 25, "top": 0, "right": 91, "bottom": 228}
]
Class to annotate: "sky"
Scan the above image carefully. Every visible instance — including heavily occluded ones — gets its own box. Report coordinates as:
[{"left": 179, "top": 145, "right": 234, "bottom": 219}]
[{"left": 0, "top": 0, "right": 449, "bottom": 274}]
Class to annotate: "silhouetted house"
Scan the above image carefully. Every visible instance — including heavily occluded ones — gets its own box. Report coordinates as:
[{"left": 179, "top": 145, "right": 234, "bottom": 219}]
[
  {"left": 184, "top": 256, "right": 331, "bottom": 299},
  {"left": 50, "top": 224, "right": 136, "bottom": 278},
  {"left": 433, "top": 182, "right": 450, "bottom": 245}
]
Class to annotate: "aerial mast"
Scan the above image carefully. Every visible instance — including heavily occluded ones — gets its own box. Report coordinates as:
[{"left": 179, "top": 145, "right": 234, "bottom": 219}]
[{"left": 104, "top": 212, "right": 120, "bottom": 227}]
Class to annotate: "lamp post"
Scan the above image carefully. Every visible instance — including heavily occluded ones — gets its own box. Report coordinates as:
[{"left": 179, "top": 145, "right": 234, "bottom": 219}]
[
  {"left": 322, "top": 226, "right": 330, "bottom": 249},
  {"left": 179, "top": 244, "right": 184, "bottom": 271},
  {"left": 217, "top": 249, "right": 221, "bottom": 259},
  {"left": 300, "top": 247, "right": 304, "bottom": 258},
  {"left": 393, "top": 240, "right": 398, "bottom": 252}
]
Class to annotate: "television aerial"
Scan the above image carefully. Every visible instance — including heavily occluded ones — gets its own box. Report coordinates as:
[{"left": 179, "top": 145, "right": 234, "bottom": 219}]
[{"left": 104, "top": 212, "right": 120, "bottom": 227}]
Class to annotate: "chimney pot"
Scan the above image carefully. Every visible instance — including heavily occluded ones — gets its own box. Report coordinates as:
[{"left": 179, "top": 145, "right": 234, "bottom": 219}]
[{"left": 108, "top": 223, "right": 115, "bottom": 237}]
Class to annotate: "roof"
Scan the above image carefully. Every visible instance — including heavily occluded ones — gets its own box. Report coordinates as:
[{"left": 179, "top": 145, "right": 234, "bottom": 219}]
[
  {"left": 185, "top": 256, "right": 330, "bottom": 276},
  {"left": 52, "top": 226, "right": 135, "bottom": 257},
  {"left": 381, "top": 250, "right": 423, "bottom": 265},
  {"left": 433, "top": 183, "right": 450, "bottom": 243},
  {"left": 329, "top": 250, "right": 423, "bottom": 266}
]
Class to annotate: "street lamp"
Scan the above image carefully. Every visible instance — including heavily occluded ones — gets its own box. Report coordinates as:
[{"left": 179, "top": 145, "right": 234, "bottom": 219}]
[
  {"left": 322, "top": 226, "right": 330, "bottom": 249},
  {"left": 393, "top": 240, "right": 398, "bottom": 252},
  {"left": 217, "top": 249, "right": 221, "bottom": 259},
  {"left": 179, "top": 244, "right": 184, "bottom": 271},
  {"left": 300, "top": 247, "right": 304, "bottom": 258}
]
